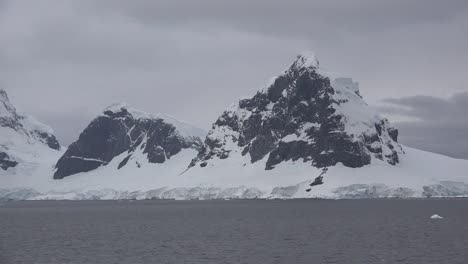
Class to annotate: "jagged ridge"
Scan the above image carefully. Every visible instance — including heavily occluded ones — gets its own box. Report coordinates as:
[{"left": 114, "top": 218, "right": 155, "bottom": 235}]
[
  {"left": 0, "top": 90, "right": 60, "bottom": 170},
  {"left": 54, "top": 104, "right": 205, "bottom": 179}
]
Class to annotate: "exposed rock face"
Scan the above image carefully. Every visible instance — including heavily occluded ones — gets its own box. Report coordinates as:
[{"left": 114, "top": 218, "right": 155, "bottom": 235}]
[
  {"left": 0, "top": 90, "right": 60, "bottom": 151},
  {"left": 190, "top": 52, "right": 403, "bottom": 170},
  {"left": 54, "top": 104, "right": 205, "bottom": 179},
  {"left": 0, "top": 152, "right": 18, "bottom": 170},
  {"left": 0, "top": 89, "right": 60, "bottom": 170}
]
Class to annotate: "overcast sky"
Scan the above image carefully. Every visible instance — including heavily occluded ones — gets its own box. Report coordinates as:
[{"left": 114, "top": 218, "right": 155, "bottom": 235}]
[{"left": 1, "top": 0, "right": 467, "bottom": 158}]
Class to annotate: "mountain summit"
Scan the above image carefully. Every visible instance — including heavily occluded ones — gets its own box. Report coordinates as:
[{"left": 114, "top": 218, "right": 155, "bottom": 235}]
[
  {"left": 190, "top": 52, "right": 402, "bottom": 170},
  {"left": 290, "top": 51, "right": 320, "bottom": 70}
]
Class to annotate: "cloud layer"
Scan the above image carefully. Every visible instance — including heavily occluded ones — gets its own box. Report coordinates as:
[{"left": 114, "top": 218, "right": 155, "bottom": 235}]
[
  {"left": 380, "top": 93, "right": 468, "bottom": 159},
  {"left": 0, "top": 0, "right": 467, "bottom": 155}
]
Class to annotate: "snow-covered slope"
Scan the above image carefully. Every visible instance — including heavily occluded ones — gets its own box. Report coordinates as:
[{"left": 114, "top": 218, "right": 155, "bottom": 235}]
[
  {"left": 2, "top": 145, "right": 468, "bottom": 200},
  {"left": 1, "top": 53, "right": 468, "bottom": 200},
  {"left": 0, "top": 89, "right": 61, "bottom": 175}
]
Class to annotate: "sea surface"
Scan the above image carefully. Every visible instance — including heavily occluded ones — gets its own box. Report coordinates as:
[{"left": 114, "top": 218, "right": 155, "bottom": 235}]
[{"left": 1, "top": 199, "right": 468, "bottom": 264}]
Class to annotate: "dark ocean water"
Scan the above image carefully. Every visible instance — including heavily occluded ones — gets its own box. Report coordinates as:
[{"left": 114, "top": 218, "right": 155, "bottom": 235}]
[{"left": 1, "top": 199, "right": 468, "bottom": 264}]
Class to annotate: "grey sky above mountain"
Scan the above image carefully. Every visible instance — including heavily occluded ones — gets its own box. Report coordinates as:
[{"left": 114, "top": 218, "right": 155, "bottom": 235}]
[
  {"left": 0, "top": 0, "right": 467, "bottom": 158},
  {"left": 379, "top": 93, "right": 468, "bottom": 159}
]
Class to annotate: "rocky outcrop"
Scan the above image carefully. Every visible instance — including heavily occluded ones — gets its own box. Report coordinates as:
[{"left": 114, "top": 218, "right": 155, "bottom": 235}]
[
  {"left": 0, "top": 89, "right": 60, "bottom": 171},
  {"left": 0, "top": 90, "right": 60, "bottom": 151},
  {"left": 54, "top": 104, "right": 205, "bottom": 179},
  {"left": 0, "top": 152, "right": 18, "bottom": 170},
  {"left": 190, "top": 52, "right": 403, "bottom": 170}
]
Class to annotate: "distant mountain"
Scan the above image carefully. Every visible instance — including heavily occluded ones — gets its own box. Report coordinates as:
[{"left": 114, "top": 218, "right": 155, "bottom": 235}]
[
  {"left": 190, "top": 52, "right": 402, "bottom": 170},
  {"left": 53, "top": 103, "right": 205, "bottom": 179},
  {"left": 0, "top": 89, "right": 60, "bottom": 171}
]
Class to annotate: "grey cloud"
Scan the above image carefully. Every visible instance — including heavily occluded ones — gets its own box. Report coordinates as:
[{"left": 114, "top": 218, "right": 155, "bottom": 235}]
[
  {"left": 380, "top": 93, "right": 468, "bottom": 159},
  {"left": 0, "top": 0, "right": 467, "bottom": 155},
  {"left": 86, "top": 0, "right": 468, "bottom": 36}
]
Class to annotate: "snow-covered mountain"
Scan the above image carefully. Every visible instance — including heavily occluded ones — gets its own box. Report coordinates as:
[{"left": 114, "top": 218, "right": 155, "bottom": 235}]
[
  {"left": 53, "top": 103, "right": 205, "bottom": 179},
  {"left": 0, "top": 89, "right": 61, "bottom": 172},
  {"left": 179, "top": 52, "right": 468, "bottom": 199},
  {"left": 190, "top": 52, "right": 402, "bottom": 170},
  {"left": 1, "top": 53, "right": 468, "bottom": 200}
]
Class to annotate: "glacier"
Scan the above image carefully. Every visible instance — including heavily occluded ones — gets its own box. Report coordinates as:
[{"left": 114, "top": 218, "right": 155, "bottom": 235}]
[{"left": 2, "top": 146, "right": 468, "bottom": 200}]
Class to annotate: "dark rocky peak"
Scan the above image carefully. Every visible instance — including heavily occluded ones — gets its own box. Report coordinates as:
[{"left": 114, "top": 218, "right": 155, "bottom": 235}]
[
  {"left": 54, "top": 103, "right": 205, "bottom": 179},
  {"left": 190, "top": 52, "right": 403, "bottom": 170}
]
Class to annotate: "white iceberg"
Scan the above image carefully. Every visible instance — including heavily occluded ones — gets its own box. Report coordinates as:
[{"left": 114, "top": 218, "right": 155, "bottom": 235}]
[{"left": 430, "top": 214, "right": 444, "bottom": 219}]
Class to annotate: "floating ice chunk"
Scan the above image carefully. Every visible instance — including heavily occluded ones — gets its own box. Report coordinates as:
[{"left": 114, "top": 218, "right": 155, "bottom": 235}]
[{"left": 430, "top": 214, "right": 444, "bottom": 219}]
